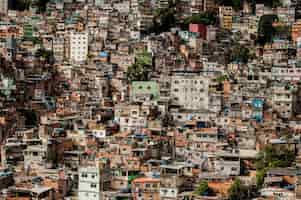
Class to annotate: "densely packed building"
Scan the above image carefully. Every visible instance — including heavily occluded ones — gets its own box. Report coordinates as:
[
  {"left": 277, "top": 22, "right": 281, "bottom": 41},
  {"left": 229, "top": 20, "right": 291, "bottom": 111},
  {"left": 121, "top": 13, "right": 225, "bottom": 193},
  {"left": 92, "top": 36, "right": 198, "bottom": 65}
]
[{"left": 1, "top": 0, "right": 301, "bottom": 199}]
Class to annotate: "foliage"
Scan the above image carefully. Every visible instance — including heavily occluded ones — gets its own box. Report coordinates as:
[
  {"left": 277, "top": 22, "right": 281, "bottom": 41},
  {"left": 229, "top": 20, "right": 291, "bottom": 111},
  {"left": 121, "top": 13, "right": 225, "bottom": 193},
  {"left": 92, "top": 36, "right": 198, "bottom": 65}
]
[
  {"left": 274, "top": 25, "right": 291, "bottom": 39},
  {"left": 19, "top": 109, "right": 38, "bottom": 127},
  {"left": 230, "top": 44, "right": 252, "bottom": 64},
  {"left": 216, "top": 0, "right": 241, "bottom": 10},
  {"left": 126, "top": 50, "right": 152, "bottom": 82},
  {"left": 148, "top": 2, "right": 177, "bottom": 34},
  {"left": 231, "top": 0, "right": 241, "bottom": 10},
  {"left": 126, "top": 63, "right": 149, "bottom": 82},
  {"left": 182, "top": 11, "right": 217, "bottom": 28},
  {"left": 136, "top": 50, "right": 152, "bottom": 66},
  {"left": 35, "top": 0, "right": 50, "bottom": 13},
  {"left": 12, "top": 0, "right": 31, "bottom": 11},
  {"left": 161, "top": 113, "right": 175, "bottom": 128},
  {"left": 194, "top": 181, "right": 210, "bottom": 196},
  {"left": 260, "top": 0, "right": 281, "bottom": 8},
  {"left": 255, "top": 145, "right": 295, "bottom": 187},
  {"left": 228, "top": 179, "right": 251, "bottom": 200},
  {"left": 216, "top": 74, "right": 229, "bottom": 82},
  {"left": 257, "top": 15, "right": 279, "bottom": 45},
  {"left": 35, "top": 48, "right": 54, "bottom": 64}
]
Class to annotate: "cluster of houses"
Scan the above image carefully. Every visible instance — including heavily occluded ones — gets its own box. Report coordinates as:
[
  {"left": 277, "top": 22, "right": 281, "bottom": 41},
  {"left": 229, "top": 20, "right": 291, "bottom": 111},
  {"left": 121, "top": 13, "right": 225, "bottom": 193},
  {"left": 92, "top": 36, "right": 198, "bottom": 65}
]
[{"left": 1, "top": 0, "right": 301, "bottom": 199}]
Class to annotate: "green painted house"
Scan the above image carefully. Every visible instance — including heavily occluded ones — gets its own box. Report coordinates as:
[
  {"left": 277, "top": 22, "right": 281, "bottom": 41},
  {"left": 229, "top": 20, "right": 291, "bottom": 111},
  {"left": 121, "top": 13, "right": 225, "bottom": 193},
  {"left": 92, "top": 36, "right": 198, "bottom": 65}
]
[{"left": 131, "top": 81, "right": 160, "bottom": 102}]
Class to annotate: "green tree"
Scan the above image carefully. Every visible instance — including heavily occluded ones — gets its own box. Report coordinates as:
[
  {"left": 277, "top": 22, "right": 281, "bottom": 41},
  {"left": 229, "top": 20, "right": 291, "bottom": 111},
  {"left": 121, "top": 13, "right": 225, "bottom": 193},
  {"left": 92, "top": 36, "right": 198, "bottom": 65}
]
[
  {"left": 255, "top": 145, "right": 295, "bottom": 187},
  {"left": 216, "top": 0, "right": 241, "bottom": 11},
  {"left": 228, "top": 179, "right": 250, "bottom": 200},
  {"left": 161, "top": 113, "right": 175, "bottom": 128},
  {"left": 149, "top": 8, "right": 176, "bottom": 34},
  {"left": 35, "top": 48, "right": 54, "bottom": 64},
  {"left": 35, "top": 0, "right": 50, "bottom": 13},
  {"left": 126, "top": 63, "right": 149, "bottom": 82},
  {"left": 127, "top": 50, "right": 152, "bottom": 82},
  {"left": 231, "top": 0, "right": 241, "bottom": 10},
  {"left": 265, "top": 0, "right": 281, "bottom": 8},
  {"left": 194, "top": 181, "right": 210, "bottom": 196},
  {"left": 136, "top": 50, "right": 152, "bottom": 67},
  {"left": 182, "top": 11, "right": 217, "bottom": 28},
  {"left": 230, "top": 44, "right": 251, "bottom": 64},
  {"left": 13, "top": 0, "right": 31, "bottom": 11},
  {"left": 257, "top": 14, "right": 279, "bottom": 45},
  {"left": 19, "top": 109, "right": 38, "bottom": 127}
]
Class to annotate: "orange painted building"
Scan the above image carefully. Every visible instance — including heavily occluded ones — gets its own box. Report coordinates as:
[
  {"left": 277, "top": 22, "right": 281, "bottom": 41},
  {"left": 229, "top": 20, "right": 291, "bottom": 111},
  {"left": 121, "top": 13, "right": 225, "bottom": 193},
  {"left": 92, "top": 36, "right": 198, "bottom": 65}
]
[
  {"left": 132, "top": 177, "right": 160, "bottom": 200},
  {"left": 292, "top": 20, "right": 301, "bottom": 42}
]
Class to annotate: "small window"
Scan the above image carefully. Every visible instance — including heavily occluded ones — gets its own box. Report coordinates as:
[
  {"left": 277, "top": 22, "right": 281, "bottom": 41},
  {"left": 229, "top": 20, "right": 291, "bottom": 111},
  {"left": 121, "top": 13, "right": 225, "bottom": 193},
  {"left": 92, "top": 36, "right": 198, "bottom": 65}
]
[{"left": 91, "top": 183, "right": 97, "bottom": 188}]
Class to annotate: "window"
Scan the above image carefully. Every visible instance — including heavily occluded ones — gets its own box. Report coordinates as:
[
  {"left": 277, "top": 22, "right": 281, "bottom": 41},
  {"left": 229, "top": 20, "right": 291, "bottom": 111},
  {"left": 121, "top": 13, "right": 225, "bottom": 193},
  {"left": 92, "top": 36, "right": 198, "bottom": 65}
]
[
  {"left": 91, "top": 183, "right": 97, "bottom": 188},
  {"left": 81, "top": 173, "right": 88, "bottom": 178},
  {"left": 145, "top": 183, "right": 150, "bottom": 188}
]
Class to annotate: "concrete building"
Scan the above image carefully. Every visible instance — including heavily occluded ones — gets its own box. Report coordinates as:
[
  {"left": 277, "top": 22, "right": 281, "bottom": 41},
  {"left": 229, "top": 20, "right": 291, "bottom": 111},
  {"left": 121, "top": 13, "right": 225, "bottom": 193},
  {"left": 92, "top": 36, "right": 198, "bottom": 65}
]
[
  {"left": 270, "top": 85, "right": 294, "bottom": 119},
  {"left": 292, "top": 20, "right": 301, "bottom": 42},
  {"left": 219, "top": 6, "right": 233, "bottom": 30},
  {"left": 78, "top": 166, "right": 101, "bottom": 200},
  {"left": 95, "top": 0, "right": 104, "bottom": 7},
  {"left": 130, "top": 81, "right": 160, "bottom": 103},
  {"left": 0, "top": 0, "right": 8, "bottom": 15},
  {"left": 171, "top": 73, "right": 209, "bottom": 110},
  {"left": 190, "top": 0, "right": 203, "bottom": 14},
  {"left": 53, "top": 35, "right": 65, "bottom": 62},
  {"left": 132, "top": 177, "right": 160, "bottom": 200},
  {"left": 214, "top": 150, "right": 240, "bottom": 176},
  {"left": 70, "top": 31, "right": 89, "bottom": 63}
]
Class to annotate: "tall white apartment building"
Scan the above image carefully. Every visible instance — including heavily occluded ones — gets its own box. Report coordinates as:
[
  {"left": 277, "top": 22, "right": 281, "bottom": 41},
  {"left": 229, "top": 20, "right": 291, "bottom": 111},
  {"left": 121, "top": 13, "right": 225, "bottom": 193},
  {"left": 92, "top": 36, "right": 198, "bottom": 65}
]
[
  {"left": 0, "top": 0, "right": 8, "bottom": 15},
  {"left": 69, "top": 31, "right": 88, "bottom": 63},
  {"left": 78, "top": 166, "right": 101, "bottom": 200},
  {"left": 171, "top": 73, "right": 209, "bottom": 110}
]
